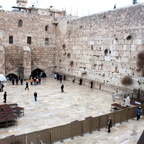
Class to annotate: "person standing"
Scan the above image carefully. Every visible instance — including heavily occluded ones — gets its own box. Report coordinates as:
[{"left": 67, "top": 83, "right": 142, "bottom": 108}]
[
  {"left": 20, "top": 78, "right": 23, "bottom": 85},
  {"left": 9, "top": 75, "right": 12, "bottom": 81},
  {"left": 38, "top": 77, "right": 41, "bottom": 84},
  {"left": 60, "top": 74, "right": 62, "bottom": 83},
  {"left": 36, "top": 77, "right": 39, "bottom": 85},
  {"left": 63, "top": 75, "right": 66, "bottom": 81},
  {"left": 125, "top": 95, "right": 130, "bottom": 107},
  {"left": 57, "top": 73, "right": 59, "bottom": 80},
  {"left": 90, "top": 81, "right": 93, "bottom": 88},
  {"left": 12, "top": 78, "right": 15, "bottom": 85},
  {"left": 72, "top": 76, "right": 75, "bottom": 83},
  {"left": 107, "top": 117, "right": 112, "bottom": 133},
  {"left": 61, "top": 84, "right": 64, "bottom": 92},
  {"left": 1, "top": 83, "right": 4, "bottom": 91},
  {"left": 34, "top": 77, "right": 36, "bottom": 86},
  {"left": 30, "top": 78, "right": 33, "bottom": 85},
  {"left": 136, "top": 106, "right": 142, "bottom": 121},
  {"left": 54, "top": 73, "right": 57, "bottom": 79},
  {"left": 79, "top": 78, "right": 82, "bottom": 85},
  {"left": 34, "top": 92, "right": 37, "bottom": 101},
  {"left": 16, "top": 78, "right": 19, "bottom": 85},
  {"left": 25, "top": 82, "right": 29, "bottom": 90},
  {"left": 3, "top": 92, "right": 7, "bottom": 103}
]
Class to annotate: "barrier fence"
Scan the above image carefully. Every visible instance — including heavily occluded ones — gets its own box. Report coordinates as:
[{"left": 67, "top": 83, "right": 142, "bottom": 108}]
[{"left": 0, "top": 104, "right": 143, "bottom": 144}]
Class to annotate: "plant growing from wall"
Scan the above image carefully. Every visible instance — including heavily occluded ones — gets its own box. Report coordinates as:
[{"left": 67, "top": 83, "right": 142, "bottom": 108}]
[
  {"left": 70, "top": 61, "right": 74, "bottom": 66},
  {"left": 104, "top": 49, "right": 108, "bottom": 56},
  {"left": 137, "top": 60, "right": 144, "bottom": 69},
  {"left": 121, "top": 76, "right": 133, "bottom": 85},
  {"left": 67, "top": 53, "right": 71, "bottom": 58},
  {"left": 62, "top": 44, "right": 65, "bottom": 49},
  {"left": 136, "top": 50, "right": 144, "bottom": 76},
  {"left": 103, "top": 15, "right": 106, "bottom": 18},
  {"left": 137, "top": 51, "right": 144, "bottom": 60},
  {"left": 82, "top": 71, "right": 87, "bottom": 75}
]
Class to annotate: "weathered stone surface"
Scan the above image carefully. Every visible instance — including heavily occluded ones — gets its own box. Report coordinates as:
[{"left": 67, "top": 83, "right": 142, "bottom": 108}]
[
  {"left": 0, "top": 3, "right": 144, "bottom": 92},
  {"left": 55, "top": 3, "right": 144, "bottom": 92}
]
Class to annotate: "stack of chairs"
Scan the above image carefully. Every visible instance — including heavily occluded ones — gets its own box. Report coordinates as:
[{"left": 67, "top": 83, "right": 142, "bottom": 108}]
[
  {"left": 0, "top": 103, "right": 24, "bottom": 128},
  {"left": 0, "top": 105, "right": 7, "bottom": 127}
]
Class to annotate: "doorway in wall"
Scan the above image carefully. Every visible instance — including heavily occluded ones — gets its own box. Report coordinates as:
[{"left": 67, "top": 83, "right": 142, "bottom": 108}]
[
  {"left": 6, "top": 73, "right": 18, "bottom": 80},
  {"left": 31, "top": 68, "right": 47, "bottom": 78}
]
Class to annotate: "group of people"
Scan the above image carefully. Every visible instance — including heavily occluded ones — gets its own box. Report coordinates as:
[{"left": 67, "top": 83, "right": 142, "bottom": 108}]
[
  {"left": 2, "top": 73, "right": 144, "bottom": 134},
  {"left": 0, "top": 81, "right": 4, "bottom": 92},
  {"left": 2, "top": 74, "right": 41, "bottom": 102},
  {"left": 10, "top": 75, "right": 42, "bottom": 86},
  {"left": 72, "top": 76, "right": 83, "bottom": 85},
  {"left": 29, "top": 76, "right": 41, "bottom": 85},
  {"left": 73, "top": 76, "right": 93, "bottom": 88},
  {"left": 3, "top": 91, "right": 37, "bottom": 102},
  {"left": 54, "top": 73, "right": 65, "bottom": 92},
  {"left": 107, "top": 106, "right": 143, "bottom": 133},
  {"left": 54, "top": 72, "right": 66, "bottom": 83},
  {"left": 11, "top": 77, "right": 24, "bottom": 85}
]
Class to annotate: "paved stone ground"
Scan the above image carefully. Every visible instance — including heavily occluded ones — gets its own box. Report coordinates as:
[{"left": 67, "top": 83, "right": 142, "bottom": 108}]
[{"left": 0, "top": 77, "right": 143, "bottom": 143}]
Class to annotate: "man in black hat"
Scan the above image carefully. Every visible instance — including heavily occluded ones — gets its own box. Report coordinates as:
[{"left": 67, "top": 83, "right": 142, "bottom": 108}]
[
  {"left": 3, "top": 92, "right": 7, "bottom": 103},
  {"left": 61, "top": 84, "right": 64, "bottom": 92}
]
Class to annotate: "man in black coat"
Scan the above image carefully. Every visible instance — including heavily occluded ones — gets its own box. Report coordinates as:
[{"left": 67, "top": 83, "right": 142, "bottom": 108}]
[
  {"left": 90, "top": 81, "right": 93, "bottom": 88},
  {"left": 60, "top": 74, "right": 62, "bottom": 83},
  {"left": 3, "top": 92, "right": 7, "bottom": 103},
  {"left": 20, "top": 78, "right": 23, "bottom": 85},
  {"left": 25, "top": 82, "right": 29, "bottom": 90},
  {"left": 1, "top": 84, "right": 4, "bottom": 91},
  {"left": 107, "top": 117, "right": 112, "bottom": 133},
  {"left": 12, "top": 78, "right": 15, "bottom": 85},
  {"left": 61, "top": 84, "right": 64, "bottom": 92},
  {"left": 34, "top": 92, "right": 37, "bottom": 101},
  {"left": 79, "top": 78, "right": 82, "bottom": 85},
  {"left": 16, "top": 78, "right": 19, "bottom": 85}
]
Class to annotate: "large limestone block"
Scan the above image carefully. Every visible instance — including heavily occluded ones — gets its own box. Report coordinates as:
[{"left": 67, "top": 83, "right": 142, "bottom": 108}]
[{"left": 133, "top": 39, "right": 142, "bottom": 45}]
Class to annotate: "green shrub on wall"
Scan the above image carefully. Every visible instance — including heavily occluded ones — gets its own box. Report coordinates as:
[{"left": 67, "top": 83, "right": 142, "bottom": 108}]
[
  {"left": 121, "top": 76, "right": 133, "bottom": 85},
  {"left": 136, "top": 51, "right": 144, "bottom": 76}
]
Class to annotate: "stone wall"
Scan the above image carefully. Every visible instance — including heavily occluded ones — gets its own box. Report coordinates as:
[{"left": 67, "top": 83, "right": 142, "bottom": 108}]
[
  {"left": 55, "top": 4, "right": 144, "bottom": 92},
  {"left": 0, "top": 10, "right": 56, "bottom": 78},
  {"left": 0, "top": 45, "right": 5, "bottom": 74},
  {"left": 0, "top": 3, "right": 144, "bottom": 92}
]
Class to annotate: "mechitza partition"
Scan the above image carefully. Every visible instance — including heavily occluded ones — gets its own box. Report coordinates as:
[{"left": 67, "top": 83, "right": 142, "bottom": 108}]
[{"left": 0, "top": 104, "right": 143, "bottom": 144}]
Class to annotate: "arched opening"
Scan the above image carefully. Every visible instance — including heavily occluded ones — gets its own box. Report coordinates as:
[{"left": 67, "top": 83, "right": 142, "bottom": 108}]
[
  {"left": 18, "top": 19, "right": 23, "bottom": 27},
  {"left": 6, "top": 73, "right": 18, "bottom": 80},
  {"left": 31, "top": 68, "right": 47, "bottom": 78}
]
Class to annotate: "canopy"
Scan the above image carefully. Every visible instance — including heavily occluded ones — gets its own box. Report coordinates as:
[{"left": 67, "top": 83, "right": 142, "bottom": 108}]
[{"left": 0, "top": 74, "right": 6, "bottom": 81}]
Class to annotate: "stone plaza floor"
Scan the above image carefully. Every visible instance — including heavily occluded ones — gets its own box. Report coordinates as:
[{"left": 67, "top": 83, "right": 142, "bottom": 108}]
[{"left": 0, "top": 77, "right": 143, "bottom": 144}]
